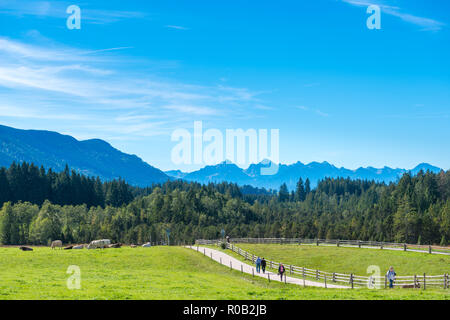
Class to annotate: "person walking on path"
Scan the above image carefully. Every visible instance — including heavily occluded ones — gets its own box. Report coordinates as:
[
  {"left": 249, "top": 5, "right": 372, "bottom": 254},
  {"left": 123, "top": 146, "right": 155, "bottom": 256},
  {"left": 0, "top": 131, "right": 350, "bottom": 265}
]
[
  {"left": 278, "top": 263, "right": 285, "bottom": 281},
  {"left": 261, "top": 258, "right": 267, "bottom": 274},
  {"left": 386, "top": 266, "right": 396, "bottom": 288},
  {"left": 255, "top": 257, "right": 261, "bottom": 273}
]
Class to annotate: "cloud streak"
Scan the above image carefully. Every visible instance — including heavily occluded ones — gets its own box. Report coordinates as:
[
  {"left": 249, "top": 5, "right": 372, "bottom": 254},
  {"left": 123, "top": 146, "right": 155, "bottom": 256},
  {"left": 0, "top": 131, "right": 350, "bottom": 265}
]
[{"left": 0, "top": 37, "right": 262, "bottom": 140}]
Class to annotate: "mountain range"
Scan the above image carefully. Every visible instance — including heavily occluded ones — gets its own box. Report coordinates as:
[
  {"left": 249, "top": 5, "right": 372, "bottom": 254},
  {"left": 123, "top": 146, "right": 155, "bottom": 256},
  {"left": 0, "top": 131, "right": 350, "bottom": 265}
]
[
  {"left": 0, "top": 124, "right": 443, "bottom": 189},
  {"left": 0, "top": 124, "right": 169, "bottom": 186},
  {"left": 165, "top": 160, "right": 442, "bottom": 190}
]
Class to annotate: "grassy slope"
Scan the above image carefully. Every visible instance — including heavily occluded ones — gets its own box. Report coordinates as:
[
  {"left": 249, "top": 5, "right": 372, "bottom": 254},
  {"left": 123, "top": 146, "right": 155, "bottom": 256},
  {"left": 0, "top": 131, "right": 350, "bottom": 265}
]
[
  {"left": 231, "top": 244, "right": 450, "bottom": 276},
  {"left": 0, "top": 246, "right": 448, "bottom": 300}
]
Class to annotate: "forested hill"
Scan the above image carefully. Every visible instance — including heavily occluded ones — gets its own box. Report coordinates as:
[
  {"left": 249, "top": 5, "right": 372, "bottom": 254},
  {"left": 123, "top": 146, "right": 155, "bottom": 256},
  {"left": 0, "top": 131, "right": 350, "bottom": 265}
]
[
  {"left": 0, "top": 162, "right": 448, "bottom": 246},
  {"left": 0, "top": 124, "right": 169, "bottom": 186}
]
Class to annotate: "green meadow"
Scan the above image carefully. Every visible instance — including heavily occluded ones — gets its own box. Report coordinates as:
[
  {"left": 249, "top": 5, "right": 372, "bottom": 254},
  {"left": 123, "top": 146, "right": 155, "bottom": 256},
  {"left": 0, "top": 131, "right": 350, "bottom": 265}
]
[{"left": 0, "top": 246, "right": 448, "bottom": 300}]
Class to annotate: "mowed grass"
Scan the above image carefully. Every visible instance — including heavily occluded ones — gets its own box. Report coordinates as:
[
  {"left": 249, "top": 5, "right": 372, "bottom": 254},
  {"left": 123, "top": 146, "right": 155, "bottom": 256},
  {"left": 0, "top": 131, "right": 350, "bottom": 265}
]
[
  {"left": 230, "top": 244, "right": 450, "bottom": 276},
  {"left": 0, "top": 246, "right": 448, "bottom": 300}
]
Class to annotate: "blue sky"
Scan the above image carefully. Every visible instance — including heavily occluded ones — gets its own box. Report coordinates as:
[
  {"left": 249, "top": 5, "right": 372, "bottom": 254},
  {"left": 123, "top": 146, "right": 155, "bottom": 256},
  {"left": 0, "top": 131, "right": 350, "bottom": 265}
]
[{"left": 0, "top": 0, "right": 449, "bottom": 172}]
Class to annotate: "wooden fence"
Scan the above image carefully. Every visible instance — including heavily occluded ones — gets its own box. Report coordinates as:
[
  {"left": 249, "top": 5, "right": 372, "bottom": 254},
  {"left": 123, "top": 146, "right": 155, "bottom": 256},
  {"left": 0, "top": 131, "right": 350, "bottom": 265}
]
[
  {"left": 220, "top": 237, "right": 450, "bottom": 255},
  {"left": 195, "top": 239, "right": 449, "bottom": 289}
]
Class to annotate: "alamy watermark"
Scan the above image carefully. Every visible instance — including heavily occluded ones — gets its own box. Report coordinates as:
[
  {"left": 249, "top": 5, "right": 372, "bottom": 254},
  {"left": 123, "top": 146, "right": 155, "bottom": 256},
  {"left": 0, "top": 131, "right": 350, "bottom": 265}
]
[
  {"left": 67, "top": 5, "right": 81, "bottom": 30},
  {"left": 66, "top": 265, "right": 81, "bottom": 290},
  {"left": 171, "top": 121, "right": 280, "bottom": 175},
  {"left": 367, "top": 5, "right": 381, "bottom": 30}
]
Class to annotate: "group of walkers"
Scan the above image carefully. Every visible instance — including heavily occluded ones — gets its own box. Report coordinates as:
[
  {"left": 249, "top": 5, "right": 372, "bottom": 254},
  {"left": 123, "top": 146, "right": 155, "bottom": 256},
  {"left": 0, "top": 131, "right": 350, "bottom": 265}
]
[
  {"left": 254, "top": 256, "right": 398, "bottom": 287},
  {"left": 255, "top": 256, "right": 286, "bottom": 281},
  {"left": 255, "top": 257, "right": 267, "bottom": 274}
]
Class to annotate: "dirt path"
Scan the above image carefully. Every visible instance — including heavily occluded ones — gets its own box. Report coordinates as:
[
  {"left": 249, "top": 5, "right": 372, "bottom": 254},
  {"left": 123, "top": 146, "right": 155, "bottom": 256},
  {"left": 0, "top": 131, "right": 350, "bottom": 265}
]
[{"left": 187, "top": 245, "right": 349, "bottom": 289}]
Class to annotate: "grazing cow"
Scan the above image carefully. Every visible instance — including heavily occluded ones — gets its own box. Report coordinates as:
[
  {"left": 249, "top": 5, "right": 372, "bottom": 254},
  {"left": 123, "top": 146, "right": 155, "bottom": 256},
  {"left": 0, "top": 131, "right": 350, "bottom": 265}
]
[
  {"left": 51, "top": 240, "right": 63, "bottom": 250},
  {"left": 142, "top": 242, "right": 152, "bottom": 248},
  {"left": 87, "top": 239, "right": 111, "bottom": 249},
  {"left": 73, "top": 245, "right": 84, "bottom": 249},
  {"left": 19, "top": 246, "right": 33, "bottom": 251},
  {"left": 64, "top": 245, "right": 73, "bottom": 250},
  {"left": 402, "top": 280, "right": 421, "bottom": 289}
]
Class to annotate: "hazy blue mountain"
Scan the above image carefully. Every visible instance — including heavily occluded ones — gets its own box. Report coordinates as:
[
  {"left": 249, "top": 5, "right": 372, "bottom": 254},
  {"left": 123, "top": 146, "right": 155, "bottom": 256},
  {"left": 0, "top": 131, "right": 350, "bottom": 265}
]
[
  {"left": 0, "top": 124, "right": 169, "bottom": 187},
  {"left": 1, "top": 124, "right": 442, "bottom": 190},
  {"left": 165, "top": 160, "right": 443, "bottom": 190}
]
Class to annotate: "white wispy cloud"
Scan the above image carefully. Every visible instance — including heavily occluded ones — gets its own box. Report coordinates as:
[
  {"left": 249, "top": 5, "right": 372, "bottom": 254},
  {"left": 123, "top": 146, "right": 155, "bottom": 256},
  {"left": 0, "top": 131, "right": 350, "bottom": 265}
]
[
  {"left": 166, "top": 25, "right": 189, "bottom": 30},
  {"left": 0, "top": 37, "right": 262, "bottom": 139},
  {"left": 342, "top": 0, "right": 445, "bottom": 31},
  {"left": 0, "top": 0, "right": 147, "bottom": 24},
  {"left": 296, "top": 105, "right": 330, "bottom": 117}
]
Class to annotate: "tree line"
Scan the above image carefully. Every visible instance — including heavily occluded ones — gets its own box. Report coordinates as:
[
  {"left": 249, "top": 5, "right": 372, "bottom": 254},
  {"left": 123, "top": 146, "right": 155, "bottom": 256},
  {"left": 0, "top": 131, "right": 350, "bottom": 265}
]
[
  {"left": 0, "top": 162, "right": 134, "bottom": 208},
  {"left": 0, "top": 162, "right": 449, "bottom": 246}
]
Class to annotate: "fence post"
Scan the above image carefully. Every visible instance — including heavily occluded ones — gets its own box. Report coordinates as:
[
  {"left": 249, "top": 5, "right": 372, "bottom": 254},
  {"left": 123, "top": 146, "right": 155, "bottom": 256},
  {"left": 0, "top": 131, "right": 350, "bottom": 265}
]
[
  {"left": 350, "top": 274, "right": 354, "bottom": 289},
  {"left": 358, "top": 241, "right": 361, "bottom": 248},
  {"left": 337, "top": 240, "right": 340, "bottom": 247},
  {"left": 270, "top": 261, "right": 273, "bottom": 269},
  {"left": 444, "top": 274, "right": 447, "bottom": 289},
  {"left": 333, "top": 272, "right": 336, "bottom": 282},
  {"left": 428, "top": 246, "right": 432, "bottom": 254},
  {"left": 316, "top": 270, "right": 319, "bottom": 280},
  {"left": 445, "top": 273, "right": 449, "bottom": 289},
  {"left": 241, "top": 265, "right": 243, "bottom": 273},
  {"left": 423, "top": 273, "right": 426, "bottom": 290},
  {"left": 268, "top": 273, "right": 270, "bottom": 283},
  {"left": 204, "top": 248, "right": 206, "bottom": 255},
  {"left": 384, "top": 275, "right": 387, "bottom": 288},
  {"left": 316, "top": 239, "right": 319, "bottom": 246},
  {"left": 252, "top": 268, "right": 254, "bottom": 277},
  {"left": 210, "top": 252, "right": 212, "bottom": 259},
  {"left": 403, "top": 244, "right": 407, "bottom": 251},
  {"left": 220, "top": 257, "right": 222, "bottom": 264},
  {"left": 290, "top": 265, "right": 293, "bottom": 275},
  {"left": 414, "top": 274, "right": 417, "bottom": 289}
]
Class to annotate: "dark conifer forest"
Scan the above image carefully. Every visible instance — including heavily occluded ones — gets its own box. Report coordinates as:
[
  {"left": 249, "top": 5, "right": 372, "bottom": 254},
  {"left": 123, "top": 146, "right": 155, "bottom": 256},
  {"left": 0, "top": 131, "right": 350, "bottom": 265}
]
[{"left": 0, "top": 162, "right": 449, "bottom": 246}]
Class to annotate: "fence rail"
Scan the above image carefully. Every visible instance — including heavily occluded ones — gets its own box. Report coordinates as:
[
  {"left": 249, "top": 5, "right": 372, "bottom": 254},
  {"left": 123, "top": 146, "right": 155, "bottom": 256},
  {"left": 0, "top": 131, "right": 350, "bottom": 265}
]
[
  {"left": 195, "top": 239, "right": 449, "bottom": 289},
  {"left": 215, "top": 237, "right": 450, "bottom": 255}
]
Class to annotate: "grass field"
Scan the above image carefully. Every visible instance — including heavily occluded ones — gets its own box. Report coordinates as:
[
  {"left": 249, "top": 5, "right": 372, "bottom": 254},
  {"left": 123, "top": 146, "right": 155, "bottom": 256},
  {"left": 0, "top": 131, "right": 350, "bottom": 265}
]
[
  {"left": 222, "top": 243, "right": 450, "bottom": 277},
  {"left": 0, "top": 246, "right": 448, "bottom": 300}
]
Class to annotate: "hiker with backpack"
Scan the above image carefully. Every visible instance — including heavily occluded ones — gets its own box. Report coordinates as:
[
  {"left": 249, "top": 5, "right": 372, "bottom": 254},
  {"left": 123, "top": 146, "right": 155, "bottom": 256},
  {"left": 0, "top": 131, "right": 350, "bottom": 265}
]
[
  {"left": 278, "top": 263, "right": 285, "bottom": 281},
  {"left": 386, "top": 266, "right": 396, "bottom": 288},
  {"left": 255, "top": 256, "right": 262, "bottom": 273},
  {"left": 261, "top": 258, "right": 267, "bottom": 274}
]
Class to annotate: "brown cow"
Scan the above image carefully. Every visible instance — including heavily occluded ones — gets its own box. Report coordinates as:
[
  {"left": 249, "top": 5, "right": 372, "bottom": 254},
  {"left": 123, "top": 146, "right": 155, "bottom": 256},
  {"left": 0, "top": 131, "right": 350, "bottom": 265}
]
[{"left": 19, "top": 246, "right": 33, "bottom": 251}]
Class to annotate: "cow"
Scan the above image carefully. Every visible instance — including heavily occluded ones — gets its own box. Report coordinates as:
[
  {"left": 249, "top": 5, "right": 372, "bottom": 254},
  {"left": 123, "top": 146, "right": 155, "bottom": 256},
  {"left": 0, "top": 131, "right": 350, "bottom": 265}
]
[
  {"left": 142, "top": 242, "right": 152, "bottom": 248},
  {"left": 64, "top": 245, "right": 73, "bottom": 250},
  {"left": 402, "top": 280, "right": 421, "bottom": 288},
  {"left": 87, "top": 239, "right": 111, "bottom": 249},
  {"left": 51, "top": 240, "right": 63, "bottom": 250},
  {"left": 73, "top": 245, "right": 84, "bottom": 249},
  {"left": 130, "top": 244, "right": 137, "bottom": 248},
  {"left": 19, "top": 246, "right": 33, "bottom": 251},
  {"left": 108, "top": 243, "right": 122, "bottom": 248}
]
